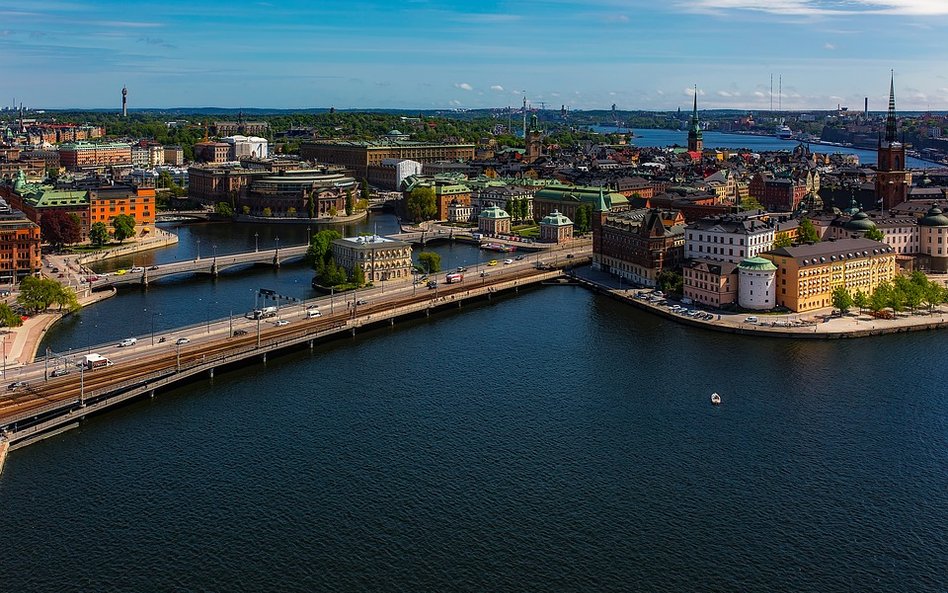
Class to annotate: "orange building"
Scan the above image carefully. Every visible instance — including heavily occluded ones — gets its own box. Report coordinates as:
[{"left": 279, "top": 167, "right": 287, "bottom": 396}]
[
  {"left": 0, "top": 203, "right": 41, "bottom": 282},
  {"left": 89, "top": 186, "right": 156, "bottom": 232},
  {"left": 58, "top": 142, "right": 132, "bottom": 171}
]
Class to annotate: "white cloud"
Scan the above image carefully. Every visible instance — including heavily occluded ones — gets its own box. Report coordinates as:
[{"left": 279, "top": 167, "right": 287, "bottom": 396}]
[
  {"left": 754, "top": 91, "right": 766, "bottom": 98},
  {"left": 717, "top": 90, "right": 741, "bottom": 97},
  {"left": 449, "top": 99, "right": 462, "bottom": 106},
  {"left": 676, "top": 0, "right": 948, "bottom": 16},
  {"left": 454, "top": 82, "right": 473, "bottom": 91},
  {"left": 490, "top": 84, "right": 504, "bottom": 92},
  {"left": 824, "top": 42, "right": 836, "bottom": 49},
  {"left": 685, "top": 87, "right": 706, "bottom": 96}
]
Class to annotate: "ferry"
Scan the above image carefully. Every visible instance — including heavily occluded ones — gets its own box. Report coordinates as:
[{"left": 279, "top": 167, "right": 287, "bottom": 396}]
[
  {"left": 775, "top": 125, "right": 793, "bottom": 140},
  {"left": 480, "top": 242, "right": 517, "bottom": 253}
]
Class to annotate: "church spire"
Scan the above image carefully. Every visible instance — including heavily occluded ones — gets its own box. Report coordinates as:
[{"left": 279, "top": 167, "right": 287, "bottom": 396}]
[
  {"left": 885, "top": 70, "right": 897, "bottom": 143},
  {"left": 687, "top": 85, "right": 703, "bottom": 152}
]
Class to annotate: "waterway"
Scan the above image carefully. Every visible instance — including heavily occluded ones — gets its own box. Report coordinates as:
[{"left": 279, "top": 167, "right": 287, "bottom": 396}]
[
  {"left": 3, "top": 220, "right": 947, "bottom": 592},
  {"left": 592, "top": 126, "right": 938, "bottom": 169}
]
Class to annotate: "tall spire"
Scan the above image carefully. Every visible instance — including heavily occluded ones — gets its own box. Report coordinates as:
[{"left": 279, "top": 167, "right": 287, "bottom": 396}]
[
  {"left": 885, "top": 70, "right": 897, "bottom": 143},
  {"left": 692, "top": 85, "right": 698, "bottom": 120}
]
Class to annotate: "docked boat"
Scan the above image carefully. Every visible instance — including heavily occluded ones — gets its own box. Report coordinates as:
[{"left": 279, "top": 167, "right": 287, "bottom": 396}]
[
  {"left": 775, "top": 125, "right": 793, "bottom": 140},
  {"left": 710, "top": 392, "right": 722, "bottom": 405}
]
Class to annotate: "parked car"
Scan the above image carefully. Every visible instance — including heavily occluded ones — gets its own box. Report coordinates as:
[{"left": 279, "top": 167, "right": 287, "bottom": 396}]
[
  {"left": 175, "top": 337, "right": 190, "bottom": 345},
  {"left": 0, "top": 290, "right": 11, "bottom": 297}
]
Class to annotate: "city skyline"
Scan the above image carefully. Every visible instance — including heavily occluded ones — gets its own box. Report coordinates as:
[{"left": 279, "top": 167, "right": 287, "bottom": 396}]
[{"left": 2, "top": 0, "right": 948, "bottom": 111}]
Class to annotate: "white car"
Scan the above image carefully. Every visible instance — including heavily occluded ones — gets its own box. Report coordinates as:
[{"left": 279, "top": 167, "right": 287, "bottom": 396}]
[
  {"left": 274, "top": 319, "right": 289, "bottom": 327},
  {"left": 503, "top": 259, "right": 513, "bottom": 265},
  {"left": 175, "top": 337, "right": 190, "bottom": 345},
  {"left": 118, "top": 338, "right": 137, "bottom": 347}
]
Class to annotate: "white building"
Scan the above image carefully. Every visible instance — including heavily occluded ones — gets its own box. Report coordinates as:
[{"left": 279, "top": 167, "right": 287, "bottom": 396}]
[
  {"left": 331, "top": 235, "right": 413, "bottom": 283},
  {"left": 221, "top": 135, "right": 268, "bottom": 160},
  {"left": 737, "top": 257, "right": 777, "bottom": 310},
  {"left": 685, "top": 215, "right": 775, "bottom": 265},
  {"left": 383, "top": 158, "right": 422, "bottom": 190},
  {"left": 131, "top": 145, "right": 165, "bottom": 168}
]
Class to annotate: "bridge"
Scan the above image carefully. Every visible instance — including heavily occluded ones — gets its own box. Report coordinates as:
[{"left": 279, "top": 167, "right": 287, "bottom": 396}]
[
  {"left": 0, "top": 250, "right": 590, "bottom": 453},
  {"left": 154, "top": 210, "right": 213, "bottom": 222},
  {"left": 90, "top": 243, "right": 311, "bottom": 287}
]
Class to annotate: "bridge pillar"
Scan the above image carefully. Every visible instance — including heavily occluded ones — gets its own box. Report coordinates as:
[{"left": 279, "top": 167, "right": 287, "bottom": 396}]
[
  {"left": 208, "top": 368, "right": 214, "bottom": 378},
  {"left": 211, "top": 261, "right": 219, "bottom": 277},
  {"left": 309, "top": 340, "right": 314, "bottom": 349},
  {"left": 149, "top": 389, "right": 155, "bottom": 399},
  {"left": 141, "top": 271, "right": 148, "bottom": 286},
  {"left": 261, "top": 353, "right": 267, "bottom": 363}
]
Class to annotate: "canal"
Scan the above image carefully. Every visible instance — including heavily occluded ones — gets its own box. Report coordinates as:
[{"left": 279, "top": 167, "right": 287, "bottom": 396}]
[{"left": 4, "top": 218, "right": 946, "bottom": 592}]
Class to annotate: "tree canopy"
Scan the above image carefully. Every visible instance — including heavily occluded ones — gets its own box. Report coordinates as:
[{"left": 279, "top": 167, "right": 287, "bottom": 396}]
[
  {"left": 0, "top": 303, "right": 22, "bottom": 327},
  {"left": 111, "top": 214, "right": 136, "bottom": 242},
  {"left": 799, "top": 218, "right": 820, "bottom": 243},
  {"left": 418, "top": 251, "right": 442, "bottom": 273},
  {"left": 89, "top": 222, "right": 110, "bottom": 247},
  {"left": 40, "top": 211, "right": 82, "bottom": 248},
  {"left": 406, "top": 186, "right": 437, "bottom": 222},
  {"left": 16, "top": 276, "right": 80, "bottom": 314}
]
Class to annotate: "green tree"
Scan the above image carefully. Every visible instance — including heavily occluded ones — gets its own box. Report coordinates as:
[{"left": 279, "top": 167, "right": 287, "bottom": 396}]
[
  {"left": 505, "top": 199, "right": 515, "bottom": 222},
  {"left": 740, "top": 195, "right": 764, "bottom": 211},
  {"left": 361, "top": 179, "right": 370, "bottom": 201},
  {"left": 215, "top": 201, "right": 234, "bottom": 217},
  {"left": 89, "top": 222, "right": 110, "bottom": 247},
  {"left": 158, "top": 170, "right": 174, "bottom": 189},
  {"left": 242, "top": 205, "right": 251, "bottom": 215},
  {"left": 853, "top": 289, "right": 868, "bottom": 313},
  {"left": 329, "top": 206, "right": 338, "bottom": 217},
  {"left": 262, "top": 207, "right": 272, "bottom": 217},
  {"left": 40, "top": 210, "right": 82, "bottom": 249},
  {"left": 0, "top": 302, "right": 22, "bottom": 327},
  {"left": 350, "top": 263, "right": 366, "bottom": 286},
  {"left": 574, "top": 204, "right": 592, "bottom": 233},
  {"left": 306, "top": 229, "right": 342, "bottom": 269},
  {"left": 657, "top": 270, "right": 683, "bottom": 295},
  {"left": 45, "top": 166, "right": 59, "bottom": 182},
  {"left": 799, "top": 218, "right": 820, "bottom": 243},
  {"left": 17, "top": 276, "right": 80, "bottom": 314},
  {"left": 418, "top": 251, "right": 442, "bottom": 273},
  {"left": 831, "top": 286, "right": 853, "bottom": 314},
  {"left": 863, "top": 227, "right": 885, "bottom": 241},
  {"left": 405, "top": 186, "right": 437, "bottom": 222},
  {"left": 111, "top": 214, "right": 136, "bottom": 243},
  {"left": 345, "top": 189, "right": 354, "bottom": 216},
  {"left": 287, "top": 207, "right": 297, "bottom": 217},
  {"left": 773, "top": 235, "right": 793, "bottom": 248}
]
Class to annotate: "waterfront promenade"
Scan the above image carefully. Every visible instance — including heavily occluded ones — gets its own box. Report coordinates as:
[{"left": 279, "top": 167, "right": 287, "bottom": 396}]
[{"left": 573, "top": 267, "right": 948, "bottom": 338}]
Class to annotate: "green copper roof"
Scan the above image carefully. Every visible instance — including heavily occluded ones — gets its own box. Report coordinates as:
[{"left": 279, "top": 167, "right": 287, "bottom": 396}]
[
  {"left": 919, "top": 205, "right": 948, "bottom": 227},
  {"left": 739, "top": 257, "right": 777, "bottom": 271},
  {"left": 479, "top": 205, "right": 510, "bottom": 219},
  {"left": 843, "top": 210, "right": 877, "bottom": 232},
  {"left": 541, "top": 210, "right": 573, "bottom": 226}
]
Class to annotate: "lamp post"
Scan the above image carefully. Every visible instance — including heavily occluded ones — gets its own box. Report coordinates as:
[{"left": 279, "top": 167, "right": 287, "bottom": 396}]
[
  {"left": 147, "top": 309, "right": 161, "bottom": 345},
  {"left": 196, "top": 238, "right": 201, "bottom": 260},
  {"left": 254, "top": 232, "right": 259, "bottom": 253}
]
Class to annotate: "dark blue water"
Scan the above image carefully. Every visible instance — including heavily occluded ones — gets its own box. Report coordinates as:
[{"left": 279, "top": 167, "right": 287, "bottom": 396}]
[
  {"left": 593, "top": 126, "right": 938, "bottom": 169},
  {"left": 3, "top": 287, "right": 946, "bottom": 592}
]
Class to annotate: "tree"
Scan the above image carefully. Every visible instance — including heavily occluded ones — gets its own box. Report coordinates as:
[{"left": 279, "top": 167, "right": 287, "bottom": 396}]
[
  {"left": 657, "top": 270, "right": 683, "bottom": 295},
  {"left": 350, "top": 263, "right": 366, "bottom": 286},
  {"left": 262, "top": 207, "right": 272, "bottom": 217},
  {"left": 287, "top": 207, "right": 297, "bottom": 217},
  {"left": 405, "top": 186, "right": 437, "bottom": 222},
  {"left": 158, "top": 170, "right": 174, "bottom": 189},
  {"left": 17, "top": 276, "right": 80, "bottom": 314},
  {"left": 89, "top": 222, "right": 110, "bottom": 247},
  {"left": 111, "top": 214, "right": 136, "bottom": 243},
  {"left": 242, "top": 205, "right": 251, "bottom": 215},
  {"left": 520, "top": 198, "right": 530, "bottom": 221},
  {"left": 574, "top": 204, "right": 592, "bottom": 233},
  {"left": 40, "top": 211, "right": 82, "bottom": 249},
  {"left": 863, "top": 227, "right": 885, "bottom": 241},
  {"left": 45, "top": 167, "right": 59, "bottom": 182},
  {"left": 345, "top": 189, "right": 354, "bottom": 216},
  {"left": 361, "top": 178, "right": 370, "bottom": 201},
  {"left": 740, "top": 195, "right": 764, "bottom": 211},
  {"left": 799, "top": 218, "right": 820, "bottom": 243},
  {"left": 306, "top": 229, "right": 342, "bottom": 269},
  {"left": 831, "top": 286, "right": 853, "bottom": 314},
  {"left": 773, "top": 235, "right": 793, "bottom": 248},
  {"left": 418, "top": 251, "right": 442, "bottom": 273},
  {"left": 215, "top": 202, "right": 234, "bottom": 217},
  {"left": 853, "top": 289, "right": 868, "bottom": 313},
  {"left": 0, "top": 303, "right": 22, "bottom": 327},
  {"left": 328, "top": 206, "right": 338, "bottom": 217},
  {"left": 505, "top": 200, "right": 514, "bottom": 221}
]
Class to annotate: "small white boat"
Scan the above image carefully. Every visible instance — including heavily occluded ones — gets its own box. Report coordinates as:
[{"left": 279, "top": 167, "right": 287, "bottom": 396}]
[{"left": 710, "top": 392, "right": 722, "bottom": 405}]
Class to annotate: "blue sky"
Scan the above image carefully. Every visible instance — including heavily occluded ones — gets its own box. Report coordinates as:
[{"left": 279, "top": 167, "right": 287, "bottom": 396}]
[{"left": 2, "top": 0, "right": 947, "bottom": 111}]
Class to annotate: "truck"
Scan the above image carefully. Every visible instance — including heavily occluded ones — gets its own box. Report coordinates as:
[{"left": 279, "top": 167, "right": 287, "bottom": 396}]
[
  {"left": 245, "top": 306, "right": 279, "bottom": 320},
  {"left": 445, "top": 273, "right": 463, "bottom": 284},
  {"left": 83, "top": 353, "right": 113, "bottom": 370}
]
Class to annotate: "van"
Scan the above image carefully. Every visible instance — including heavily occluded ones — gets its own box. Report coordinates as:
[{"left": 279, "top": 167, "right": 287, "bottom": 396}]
[
  {"left": 306, "top": 309, "right": 322, "bottom": 318},
  {"left": 118, "top": 338, "right": 137, "bottom": 347}
]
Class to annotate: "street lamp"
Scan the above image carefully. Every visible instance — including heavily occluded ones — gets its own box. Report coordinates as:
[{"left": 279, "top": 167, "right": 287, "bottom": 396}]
[
  {"left": 146, "top": 309, "right": 161, "bottom": 345},
  {"left": 254, "top": 232, "right": 259, "bottom": 253},
  {"left": 196, "top": 238, "right": 201, "bottom": 260}
]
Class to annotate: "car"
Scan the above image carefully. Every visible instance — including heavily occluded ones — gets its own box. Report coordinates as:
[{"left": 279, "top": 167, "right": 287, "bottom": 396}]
[
  {"left": 274, "top": 319, "right": 289, "bottom": 327},
  {"left": 516, "top": 255, "right": 525, "bottom": 260},
  {"left": 118, "top": 338, "right": 137, "bottom": 347},
  {"left": 566, "top": 254, "right": 575, "bottom": 259},
  {"left": 85, "top": 275, "right": 99, "bottom": 282},
  {"left": 175, "top": 337, "right": 190, "bottom": 345},
  {"left": 503, "top": 259, "right": 513, "bottom": 265},
  {"left": 427, "top": 280, "right": 438, "bottom": 289},
  {"left": 653, "top": 291, "right": 665, "bottom": 297},
  {"left": 480, "top": 271, "right": 490, "bottom": 277},
  {"left": 148, "top": 265, "right": 160, "bottom": 270},
  {"left": 487, "top": 260, "right": 498, "bottom": 266},
  {"left": 52, "top": 267, "right": 59, "bottom": 273},
  {"left": 51, "top": 368, "right": 71, "bottom": 377},
  {"left": 233, "top": 329, "right": 248, "bottom": 336},
  {"left": 7, "top": 381, "right": 28, "bottom": 390},
  {"left": 131, "top": 267, "right": 144, "bottom": 273},
  {"left": 456, "top": 266, "right": 467, "bottom": 272},
  {"left": 744, "top": 316, "right": 759, "bottom": 324},
  {"left": 0, "top": 290, "right": 9, "bottom": 297},
  {"left": 115, "top": 270, "right": 127, "bottom": 276}
]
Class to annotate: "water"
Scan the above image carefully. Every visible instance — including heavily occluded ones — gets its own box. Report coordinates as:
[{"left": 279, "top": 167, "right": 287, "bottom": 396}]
[
  {"left": 592, "top": 126, "right": 938, "bottom": 169},
  {"left": 2, "top": 287, "right": 946, "bottom": 592}
]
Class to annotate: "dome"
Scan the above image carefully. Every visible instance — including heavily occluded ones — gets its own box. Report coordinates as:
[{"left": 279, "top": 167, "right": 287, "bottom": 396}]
[
  {"left": 541, "top": 209, "right": 572, "bottom": 227},
  {"left": 479, "top": 205, "right": 510, "bottom": 219},
  {"left": 843, "top": 210, "right": 876, "bottom": 232},
  {"left": 738, "top": 257, "right": 777, "bottom": 272},
  {"left": 919, "top": 205, "right": 948, "bottom": 227}
]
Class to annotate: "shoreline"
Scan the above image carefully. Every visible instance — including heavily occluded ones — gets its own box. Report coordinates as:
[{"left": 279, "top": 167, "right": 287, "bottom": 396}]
[
  {"left": 233, "top": 211, "right": 368, "bottom": 225},
  {"left": 73, "top": 228, "right": 179, "bottom": 266},
  {"left": 571, "top": 267, "right": 948, "bottom": 340}
]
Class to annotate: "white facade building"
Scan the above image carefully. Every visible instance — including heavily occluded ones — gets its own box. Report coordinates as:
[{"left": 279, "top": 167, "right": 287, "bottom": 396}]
[
  {"left": 737, "top": 257, "right": 777, "bottom": 310},
  {"left": 685, "top": 215, "right": 775, "bottom": 264},
  {"left": 221, "top": 135, "right": 269, "bottom": 160}
]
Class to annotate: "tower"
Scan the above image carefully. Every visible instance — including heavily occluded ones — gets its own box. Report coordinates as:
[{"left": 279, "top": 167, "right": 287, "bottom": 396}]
[
  {"left": 525, "top": 114, "right": 543, "bottom": 163},
  {"left": 687, "top": 86, "right": 703, "bottom": 153},
  {"left": 122, "top": 85, "right": 128, "bottom": 117},
  {"left": 876, "top": 72, "right": 911, "bottom": 210}
]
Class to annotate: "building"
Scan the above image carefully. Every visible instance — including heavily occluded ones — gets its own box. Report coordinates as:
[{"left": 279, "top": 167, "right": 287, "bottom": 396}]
[
  {"left": 685, "top": 214, "right": 775, "bottom": 264},
  {"left": 478, "top": 205, "right": 511, "bottom": 236},
  {"left": 331, "top": 235, "right": 413, "bottom": 284},
  {"left": 876, "top": 75, "right": 912, "bottom": 210},
  {"left": 0, "top": 198, "right": 41, "bottom": 283},
  {"left": 524, "top": 114, "right": 543, "bottom": 163},
  {"left": 737, "top": 257, "right": 777, "bottom": 310},
  {"left": 163, "top": 146, "right": 184, "bottom": 166},
  {"left": 193, "top": 142, "right": 232, "bottom": 164},
  {"left": 749, "top": 172, "right": 807, "bottom": 212},
  {"left": 300, "top": 140, "right": 475, "bottom": 178},
  {"left": 131, "top": 142, "right": 165, "bottom": 168},
  {"left": 917, "top": 204, "right": 948, "bottom": 272},
  {"left": 539, "top": 210, "right": 573, "bottom": 244},
  {"left": 593, "top": 207, "right": 685, "bottom": 287},
  {"left": 1, "top": 171, "right": 90, "bottom": 240},
  {"left": 212, "top": 120, "right": 269, "bottom": 137},
  {"left": 532, "top": 184, "right": 628, "bottom": 222},
  {"left": 682, "top": 259, "right": 737, "bottom": 308},
  {"left": 88, "top": 185, "right": 156, "bottom": 231},
  {"left": 366, "top": 158, "right": 422, "bottom": 191},
  {"left": 242, "top": 170, "right": 355, "bottom": 218},
  {"left": 446, "top": 199, "right": 473, "bottom": 223},
  {"left": 687, "top": 88, "right": 703, "bottom": 154},
  {"left": 58, "top": 142, "right": 132, "bottom": 171},
  {"left": 221, "top": 135, "right": 269, "bottom": 160},
  {"left": 761, "top": 238, "right": 897, "bottom": 312}
]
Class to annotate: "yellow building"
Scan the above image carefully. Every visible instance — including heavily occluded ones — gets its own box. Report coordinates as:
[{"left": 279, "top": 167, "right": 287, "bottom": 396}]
[{"left": 762, "top": 238, "right": 896, "bottom": 312}]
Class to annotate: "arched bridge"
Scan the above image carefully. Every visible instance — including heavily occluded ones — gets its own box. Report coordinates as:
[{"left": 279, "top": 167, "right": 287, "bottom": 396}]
[{"left": 90, "top": 244, "right": 310, "bottom": 288}]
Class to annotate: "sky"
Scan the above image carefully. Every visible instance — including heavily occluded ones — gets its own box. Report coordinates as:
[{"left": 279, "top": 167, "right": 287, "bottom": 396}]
[{"left": 2, "top": 0, "right": 948, "bottom": 111}]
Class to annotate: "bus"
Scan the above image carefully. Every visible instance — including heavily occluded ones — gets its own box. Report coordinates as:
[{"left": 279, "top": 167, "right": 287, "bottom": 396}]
[{"left": 445, "top": 273, "right": 464, "bottom": 284}]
